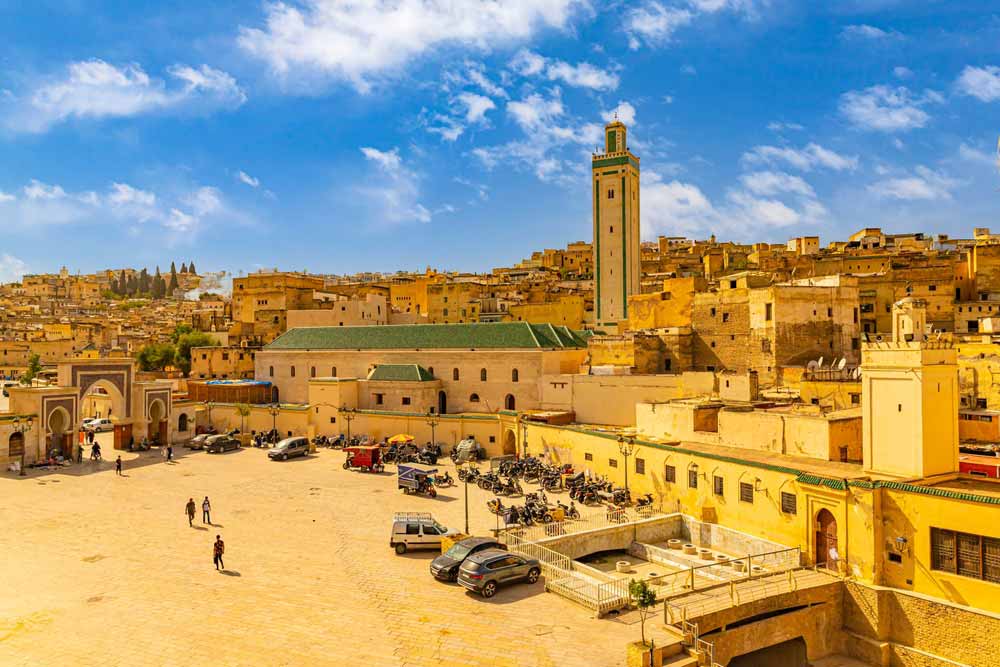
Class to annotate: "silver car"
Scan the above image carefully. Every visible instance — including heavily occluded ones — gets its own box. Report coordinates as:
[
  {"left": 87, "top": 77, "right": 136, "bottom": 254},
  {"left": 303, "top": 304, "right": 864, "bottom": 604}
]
[{"left": 457, "top": 549, "right": 541, "bottom": 598}]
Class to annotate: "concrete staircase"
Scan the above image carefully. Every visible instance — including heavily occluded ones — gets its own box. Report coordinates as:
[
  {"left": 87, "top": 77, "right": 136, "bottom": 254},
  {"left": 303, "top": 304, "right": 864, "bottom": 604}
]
[{"left": 627, "top": 624, "right": 701, "bottom": 667}]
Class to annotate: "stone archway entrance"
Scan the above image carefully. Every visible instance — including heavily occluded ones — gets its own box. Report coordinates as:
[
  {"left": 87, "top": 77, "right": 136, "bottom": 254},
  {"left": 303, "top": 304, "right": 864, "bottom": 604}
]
[
  {"left": 728, "top": 637, "right": 807, "bottom": 667},
  {"left": 502, "top": 429, "right": 516, "bottom": 456},
  {"left": 8, "top": 432, "right": 24, "bottom": 458},
  {"left": 149, "top": 399, "right": 167, "bottom": 445},
  {"left": 816, "top": 508, "right": 838, "bottom": 569},
  {"left": 46, "top": 406, "right": 72, "bottom": 458}
]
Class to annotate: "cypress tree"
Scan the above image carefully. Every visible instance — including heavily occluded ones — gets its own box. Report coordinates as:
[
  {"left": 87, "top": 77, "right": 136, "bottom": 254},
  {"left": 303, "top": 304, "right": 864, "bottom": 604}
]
[
  {"left": 188, "top": 261, "right": 197, "bottom": 275},
  {"left": 180, "top": 262, "right": 188, "bottom": 273}
]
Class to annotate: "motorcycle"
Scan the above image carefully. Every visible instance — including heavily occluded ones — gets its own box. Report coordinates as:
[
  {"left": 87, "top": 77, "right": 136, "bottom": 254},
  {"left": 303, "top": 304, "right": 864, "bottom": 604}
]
[
  {"left": 434, "top": 471, "right": 455, "bottom": 487},
  {"left": 557, "top": 500, "right": 580, "bottom": 519},
  {"left": 487, "top": 498, "right": 506, "bottom": 515},
  {"left": 636, "top": 493, "right": 654, "bottom": 508}
]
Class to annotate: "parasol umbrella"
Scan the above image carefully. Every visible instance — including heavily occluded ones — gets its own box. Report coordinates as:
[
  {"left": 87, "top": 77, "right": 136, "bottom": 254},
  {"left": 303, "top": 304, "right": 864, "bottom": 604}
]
[{"left": 387, "top": 433, "right": 415, "bottom": 444}]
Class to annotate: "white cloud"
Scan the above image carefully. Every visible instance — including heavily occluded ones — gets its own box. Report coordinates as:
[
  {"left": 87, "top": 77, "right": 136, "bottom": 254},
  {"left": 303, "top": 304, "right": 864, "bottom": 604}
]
[
  {"left": 767, "top": 121, "right": 804, "bottom": 132},
  {"left": 24, "top": 180, "right": 67, "bottom": 200},
  {"left": 238, "top": 0, "right": 583, "bottom": 91},
  {"left": 742, "top": 142, "right": 858, "bottom": 171},
  {"left": 840, "top": 24, "right": 902, "bottom": 40},
  {"left": 0, "top": 254, "right": 28, "bottom": 284},
  {"left": 359, "top": 147, "right": 432, "bottom": 224},
  {"left": 0, "top": 191, "right": 14, "bottom": 203},
  {"left": 868, "top": 166, "right": 959, "bottom": 201},
  {"left": 680, "top": 64, "right": 697, "bottom": 76},
  {"left": 4, "top": 60, "right": 245, "bottom": 133},
  {"left": 454, "top": 177, "right": 490, "bottom": 201},
  {"left": 893, "top": 66, "right": 913, "bottom": 79},
  {"left": 839, "top": 85, "right": 940, "bottom": 132},
  {"left": 456, "top": 92, "right": 496, "bottom": 123},
  {"left": 603, "top": 101, "right": 637, "bottom": 126},
  {"left": 955, "top": 65, "right": 1000, "bottom": 102},
  {"left": 426, "top": 114, "right": 465, "bottom": 142},
  {"left": 463, "top": 62, "right": 508, "bottom": 99},
  {"left": 626, "top": 0, "right": 758, "bottom": 50},
  {"left": 958, "top": 142, "right": 996, "bottom": 165},
  {"left": 510, "top": 50, "right": 618, "bottom": 90},
  {"left": 739, "top": 171, "right": 815, "bottom": 198},
  {"left": 237, "top": 171, "right": 260, "bottom": 188}
]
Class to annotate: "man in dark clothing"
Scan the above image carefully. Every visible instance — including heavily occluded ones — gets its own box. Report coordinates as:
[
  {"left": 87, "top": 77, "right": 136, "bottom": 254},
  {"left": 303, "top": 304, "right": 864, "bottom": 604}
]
[
  {"left": 167, "top": 445, "right": 174, "bottom": 462},
  {"left": 185, "top": 498, "right": 196, "bottom": 527},
  {"left": 213, "top": 535, "right": 225, "bottom": 570},
  {"left": 115, "top": 456, "right": 122, "bottom": 476},
  {"left": 202, "top": 496, "right": 211, "bottom": 524}
]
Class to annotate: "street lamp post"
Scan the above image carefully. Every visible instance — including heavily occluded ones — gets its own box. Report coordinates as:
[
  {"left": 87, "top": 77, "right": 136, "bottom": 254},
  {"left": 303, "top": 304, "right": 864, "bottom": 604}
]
[
  {"left": 340, "top": 406, "right": 357, "bottom": 442},
  {"left": 617, "top": 434, "right": 636, "bottom": 499},
  {"left": 268, "top": 404, "right": 280, "bottom": 440},
  {"left": 424, "top": 410, "right": 439, "bottom": 446},
  {"left": 521, "top": 421, "right": 528, "bottom": 459},
  {"left": 13, "top": 416, "right": 34, "bottom": 477}
]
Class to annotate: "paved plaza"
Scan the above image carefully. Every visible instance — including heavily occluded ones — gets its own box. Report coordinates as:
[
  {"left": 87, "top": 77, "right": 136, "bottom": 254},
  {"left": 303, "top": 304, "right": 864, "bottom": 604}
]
[{"left": 1, "top": 441, "right": 635, "bottom": 667}]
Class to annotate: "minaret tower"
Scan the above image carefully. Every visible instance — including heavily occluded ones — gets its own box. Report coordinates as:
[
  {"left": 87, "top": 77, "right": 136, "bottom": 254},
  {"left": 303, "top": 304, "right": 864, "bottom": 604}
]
[{"left": 592, "top": 117, "right": 640, "bottom": 328}]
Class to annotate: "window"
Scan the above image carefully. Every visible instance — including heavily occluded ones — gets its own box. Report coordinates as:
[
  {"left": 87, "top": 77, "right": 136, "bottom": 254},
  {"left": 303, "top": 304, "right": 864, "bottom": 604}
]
[
  {"left": 713, "top": 475, "right": 724, "bottom": 496},
  {"left": 635, "top": 458, "right": 645, "bottom": 474},
  {"left": 584, "top": 452, "right": 593, "bottom": 461},
  {"left": 827, "top": 307, "right": 833, "bottom": 317},
  {"left": 710, "top": 307, "right": 716, "bottom": 317},
  {"left": 850, "top": 393, "right": 860, "bottom": 405},
  {"left": 401, "top": 397, "right": 411, "bottom": 406},
  {"left": 480, "top": 368, "right": 487, "bottom": 382},
  {"left": 512, "top": 368, "right": 519, "bottom": 383},
  {"left": 607, "top": 188, "right": 615, "bottom": 199},
  {"left": 469, "top": 393, "right": 480, "bottom": 403},
  {"left": 739, "top": 482, "right": 754, "bottom": 503},
  {"left": 443, "top": 308, "right": 449, "bottom": 316},
  {"left": 331, "top": 367, "right": 337, "bottom": 377},
  {"left": 722, "top": 312, "right": 730, "bottom": 323},
  {"left": 609, "top": 458, "right": 618, "bottom": 468},
  {"left": 665, "top": 465, "right": 676, "bottom": 483},
  {"left": 453, "top": 368, "right": 460, "bottom": 381},
  {"left": 374, "top": 393, "right": 384, "bottom": 405},
  {"left": 290, "top": 366, "right": 295, "bottom": 378},
  {"left": 929, "top": 284, "right": 937, "bottom": 292},
  {"left": 931, "top": 528, "right": 1000, "bottom": 583},
  {"left": 269, "top": 366, "right": 274, "bottom": 377},
  {"left": 688, "top": 469, "right": 698, "bottom": 489},
  {"left": 310, "top": 366, "right": 316, "bottom": 378},
  {"left": 780, "top": 492, "right": 797, "bottom": 514},
  {"left": 405, "top": 524, "right": 420, "bottom": 535},
  {"left": 330, "top": 417, "right": 336, "bottom": 424},
  {"left": 222, "top": 352, "right": 229, "bottom": 361}
]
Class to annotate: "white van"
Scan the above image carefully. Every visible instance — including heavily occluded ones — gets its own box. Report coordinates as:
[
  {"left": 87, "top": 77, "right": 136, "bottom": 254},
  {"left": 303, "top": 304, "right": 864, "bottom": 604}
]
[{"left": 389, "top": 512, "right": 455, "bottom": 554}]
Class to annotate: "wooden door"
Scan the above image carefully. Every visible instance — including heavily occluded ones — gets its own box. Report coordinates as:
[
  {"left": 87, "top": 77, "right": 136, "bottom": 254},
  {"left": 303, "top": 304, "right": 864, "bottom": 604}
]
[
  {"left": 158, "top": 420, "right": 168, "bottom": 445},
  {"left": 816, "top": 509, "right": 838, "bottom": 568}
]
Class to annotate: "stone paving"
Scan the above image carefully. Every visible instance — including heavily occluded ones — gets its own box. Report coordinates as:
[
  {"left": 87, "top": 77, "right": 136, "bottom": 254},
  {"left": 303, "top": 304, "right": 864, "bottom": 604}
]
[{"left": 0, "top": 442, "right": 636, "bottom": 667}]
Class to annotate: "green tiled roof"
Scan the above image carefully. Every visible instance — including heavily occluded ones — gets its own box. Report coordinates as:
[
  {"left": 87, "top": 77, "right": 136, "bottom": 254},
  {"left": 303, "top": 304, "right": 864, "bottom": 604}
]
[
  {"left": 368, "top": 364, "right": 435, "bottom": 382},
  {"left": 266, "top": 322, "right": 588, "bottom": 351}
]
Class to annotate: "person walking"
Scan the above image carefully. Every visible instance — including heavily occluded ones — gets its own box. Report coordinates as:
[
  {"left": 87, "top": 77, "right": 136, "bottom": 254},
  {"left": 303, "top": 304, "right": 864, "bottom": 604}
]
[
  {"left": 213, "top": 535, "right": 225, "bottom": 571},
  {"left": 185, "top": 498, "right": 196, "bottom": 527},
  {"left": 167, "top": 444, "right": 174, "bottom": 462},
  {"left": 202, "top": 496, "right": 211, "bottom": 524},
  {"left": 115, "top": 456, "right": 123, "bottom": 476}
]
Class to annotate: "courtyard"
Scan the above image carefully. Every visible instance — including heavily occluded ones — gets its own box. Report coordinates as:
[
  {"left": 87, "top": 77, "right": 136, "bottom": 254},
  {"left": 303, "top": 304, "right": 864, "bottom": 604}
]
[{"left": 0, "top": 441, "right": 638, "bottom": 667}]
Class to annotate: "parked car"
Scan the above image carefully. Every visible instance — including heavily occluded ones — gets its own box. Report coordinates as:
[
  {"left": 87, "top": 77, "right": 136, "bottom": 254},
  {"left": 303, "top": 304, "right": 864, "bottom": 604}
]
[
  {"left": 268, "top": 436, "right": 309, "bottom": 461},
  {"left": 457, "top": 549, "right": 541, "bottom": 598},
  {"left": 430, "top": 537, "right": 507, "bottom": 582},
  {"left": 390, "top": 512, "right": 455, "bottom": 555},
  {"left": 186, "top": 434, "right": 211, "bottom": 450},
  {"left": 205, "top": 434, "right": 240, "bottom": 454},
  {"left": 85, "top": 418, "right": 114, "bottom": 433}
]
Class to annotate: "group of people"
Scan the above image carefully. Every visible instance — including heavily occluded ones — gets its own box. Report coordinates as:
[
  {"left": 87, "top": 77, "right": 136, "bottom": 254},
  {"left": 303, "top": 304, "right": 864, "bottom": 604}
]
[{"left": 185, "top": 497, "right": 226, "bottom": 570}]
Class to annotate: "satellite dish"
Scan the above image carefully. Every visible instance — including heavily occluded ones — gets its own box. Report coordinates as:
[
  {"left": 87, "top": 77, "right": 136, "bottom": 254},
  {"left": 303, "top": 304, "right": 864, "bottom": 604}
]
[
  {"left": 806, "top": 360, "right": 819, "bottom": 373},
  {"left": 817, "top": 356, "right": 824, "bottom": 368},
  {"left": 837, "top": 358, "right": 847, "bottom": 370}
]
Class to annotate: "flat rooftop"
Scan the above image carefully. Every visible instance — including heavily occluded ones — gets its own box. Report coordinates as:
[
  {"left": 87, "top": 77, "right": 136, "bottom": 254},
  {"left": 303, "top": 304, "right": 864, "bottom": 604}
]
[{"left": 922, "top": 476, "right": 1000, "bottom": 499}]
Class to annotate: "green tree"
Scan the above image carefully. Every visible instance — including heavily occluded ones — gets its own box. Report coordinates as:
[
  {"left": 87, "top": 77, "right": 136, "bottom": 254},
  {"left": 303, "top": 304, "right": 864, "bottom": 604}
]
[
  {"left": 20, "top": 354, "right": 42, "bottom": 385},
  {"left": 167, "top": 265, "right": 179, "bottom": 295},
  {"left": 170, "top": 323, "right": 194, "bottom": 343},
  {"left": 118, "top": 270, "right": 128, "bottom": 294},
  {"left": 180, "top": 262, "right": 188, "bottom": 273},
  {"left": 235, "top": 403, "right": 252, "bottom": 436},
  {"left": 173, "top": 331, "right": 217, "bottom": 377},
  {"left": 138, "top": 268, "right": 150, "bottom": 294},
  {"left": 151, "top": 267, "right": 164, "bottom": 299},
  {"left": 628, "top": 579, "right": 657, "bottom": 646},
  {"left": 136, "top": 343, "right": 176, "bottom": 371},
  {"left": 187, "top": 261, "right": 197, "bottom": 275}
]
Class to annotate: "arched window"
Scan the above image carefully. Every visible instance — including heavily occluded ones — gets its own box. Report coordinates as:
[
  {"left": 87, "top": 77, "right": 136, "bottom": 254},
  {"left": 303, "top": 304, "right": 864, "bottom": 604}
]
[
  {"left": 511, "top": 368, "right": 519, "bottom": 383},
  {"left": 290, "top": 366, "right": 296, "bottom": 378},
  {"left": 178, "top": 413, "right": 189, "bottom": 432},
  {"left": 453, "top": 368, "right": 460, "bottom": 381},
  {"left": 269, "top": 366, "right": 274, "bottom": 377},
  {"left": 469, "top": 393, "right": 480, "bottom": 403},
  {"left": 505, "top": 394, "right": 516, "bottom": 410},
  {"left": 331, "top": 367, "right": 337, "bottom": 377},
  {"left": 310, "top": 366, "right": 316, "bottom": 378},
  {"left": 480, "top": 368, "right": 487, "bottom": 382}
]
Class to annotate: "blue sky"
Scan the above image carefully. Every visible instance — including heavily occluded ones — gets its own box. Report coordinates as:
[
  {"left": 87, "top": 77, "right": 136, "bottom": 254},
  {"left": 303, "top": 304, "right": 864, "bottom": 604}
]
[{"left": 1, "top": 1, "right": 999, "bottom": 281}]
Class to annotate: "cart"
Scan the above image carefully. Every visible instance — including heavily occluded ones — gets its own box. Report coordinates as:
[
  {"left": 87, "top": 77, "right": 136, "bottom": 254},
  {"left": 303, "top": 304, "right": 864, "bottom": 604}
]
[
  {"left": 398, "top": 464, "right": 438, "bottom": 497},
  {"left": 343, "top": 444, "right": 385, "bottom": 472}
]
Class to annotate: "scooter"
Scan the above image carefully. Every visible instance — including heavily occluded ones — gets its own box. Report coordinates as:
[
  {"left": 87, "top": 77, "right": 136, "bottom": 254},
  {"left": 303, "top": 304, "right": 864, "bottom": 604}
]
[
  {"left": 557, "top": 500, "right": 580, "bottom": 519},
  {"left": 434, "top": 471, "right": 455, "bottom": 487}
]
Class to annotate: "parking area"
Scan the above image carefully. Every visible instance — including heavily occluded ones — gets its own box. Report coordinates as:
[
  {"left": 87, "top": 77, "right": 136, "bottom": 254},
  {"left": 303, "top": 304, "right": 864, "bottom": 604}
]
[{"left": 0, "top": 445, "right": 635, "bottom": 667}]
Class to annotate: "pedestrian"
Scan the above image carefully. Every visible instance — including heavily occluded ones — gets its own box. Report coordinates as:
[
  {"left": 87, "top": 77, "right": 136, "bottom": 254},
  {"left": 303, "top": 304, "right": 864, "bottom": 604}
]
[
  {"left": 74, "top": 441, "right": 83, "bottom": 464},
  {"left": 828, "top": 546, "right": 840, "bottom": 572},
  {"left": 202, "top": 496, "right": 211, "bottom": 524},
  {"left": 167, "top": 444, "right": 173, "bottom": 462},
  {"left": 115, "top": 456, "right": 122, "bottom": 476},
  {"left": 185, "top": 498, "right": 196, "bottom": 527},
  {"left": 213, "top": 535, "right": 225, "bottom": 571},
  {"left": 87, "top": 430, "right": 95, "bottom": 445}
]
